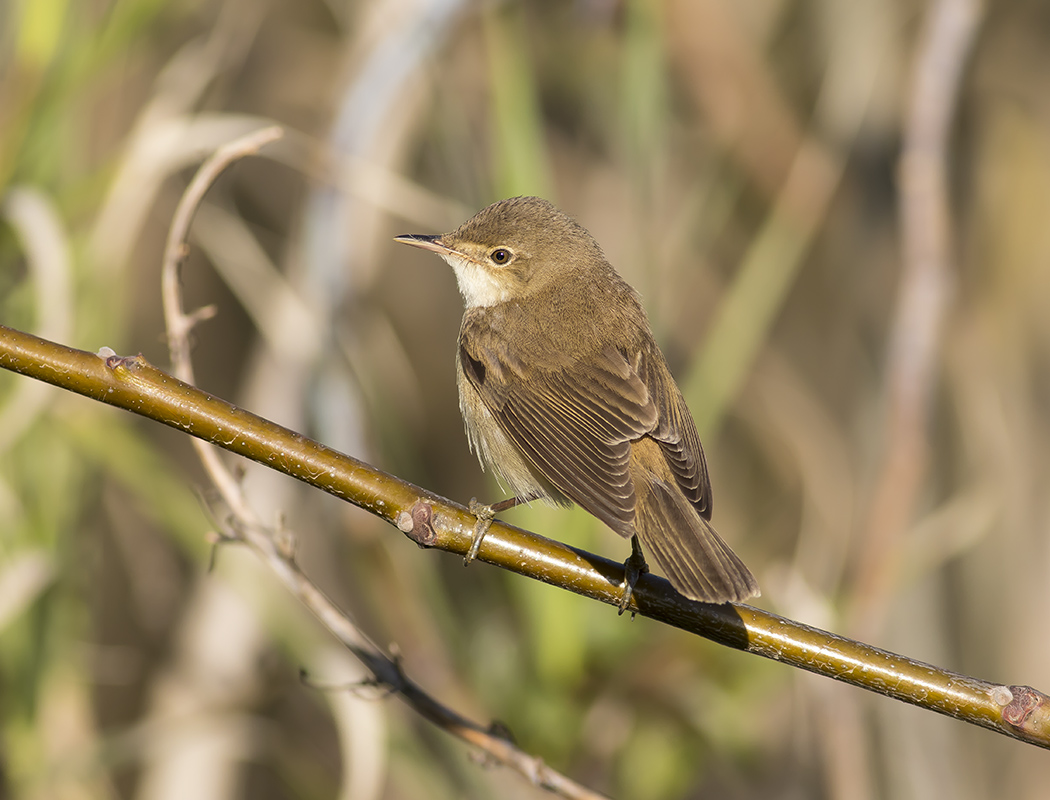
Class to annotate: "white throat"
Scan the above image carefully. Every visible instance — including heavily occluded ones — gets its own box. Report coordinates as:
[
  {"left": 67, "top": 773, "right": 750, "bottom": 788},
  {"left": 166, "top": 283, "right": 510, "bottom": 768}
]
[{"left": 441, "top": 252, "right": 511, "bottom": 308}]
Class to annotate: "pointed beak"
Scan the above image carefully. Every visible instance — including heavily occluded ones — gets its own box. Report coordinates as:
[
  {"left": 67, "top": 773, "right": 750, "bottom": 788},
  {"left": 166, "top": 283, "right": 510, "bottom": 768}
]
[{"left": 394, "top": 233, "right": 455, "bottom": 257}]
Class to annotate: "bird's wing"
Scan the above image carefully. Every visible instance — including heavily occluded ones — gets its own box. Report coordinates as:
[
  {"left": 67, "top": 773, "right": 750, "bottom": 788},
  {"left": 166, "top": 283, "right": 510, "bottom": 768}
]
[
  {"left": 461, "top": 338, "right": 714, "bottom": 535},
  {"left": 640, "top": 353, "right": 714, "bottom": 519}
]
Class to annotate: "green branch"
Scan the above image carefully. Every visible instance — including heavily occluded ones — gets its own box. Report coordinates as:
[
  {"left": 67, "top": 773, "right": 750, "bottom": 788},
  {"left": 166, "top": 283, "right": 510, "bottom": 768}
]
[{"left": 1, "top": 323, "right": 1048, "bottom": 751}]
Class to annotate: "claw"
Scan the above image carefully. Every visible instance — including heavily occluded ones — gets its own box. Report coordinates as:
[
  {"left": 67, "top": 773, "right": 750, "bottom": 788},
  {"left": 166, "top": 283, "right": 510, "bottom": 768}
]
[
  {"left": 618, "top": 536, "right": 650, "bottom": 616},
  {"left": 464, "top": 495, "right": 535, "bottom": 564},
  {"left": 466, "top": 498, "right": 496, "bottom": 565}
]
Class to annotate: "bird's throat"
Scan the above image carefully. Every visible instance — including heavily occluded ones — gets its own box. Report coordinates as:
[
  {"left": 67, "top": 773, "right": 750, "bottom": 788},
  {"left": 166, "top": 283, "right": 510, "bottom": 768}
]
[{"left": 442, "top": 253, "right": 512, "bottom": 308}]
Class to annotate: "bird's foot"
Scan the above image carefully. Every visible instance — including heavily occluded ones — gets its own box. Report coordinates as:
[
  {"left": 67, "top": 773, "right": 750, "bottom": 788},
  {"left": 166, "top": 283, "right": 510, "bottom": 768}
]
[
  {"left": 465, "top": 496, "right": 527, "bottom": 564},
  {"left": 465, "top": 498, "right": 497, "bottom": 564},
  {"left": 618, "top": 537, "right": 650, "bottom": 616}
]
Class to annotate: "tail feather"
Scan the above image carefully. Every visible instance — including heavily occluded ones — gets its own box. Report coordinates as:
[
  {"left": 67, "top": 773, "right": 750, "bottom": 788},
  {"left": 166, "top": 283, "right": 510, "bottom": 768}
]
[{"left": 635, "top": 478, "right": 759, "bottom": 603}]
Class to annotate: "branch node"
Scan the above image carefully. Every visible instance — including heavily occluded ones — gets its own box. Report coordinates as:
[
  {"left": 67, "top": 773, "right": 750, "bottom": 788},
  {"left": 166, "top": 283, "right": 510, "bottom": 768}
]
[
  {"left": 1003, "top": 685, "right": 1049, "bottom": 731},
  {"left": 105, "top": 353, "right": 144, "bottom": 375},
  {"left": 187, "top": 303, "right": 218, "bottom": 327},
  {"left": 300, "top": 669, "right": 397, "bottom": 700},
  {"left": 404, "top": 501, "right": 437, "bottom": 547},
  {"left": 487, "top": 719, "right": 517, "bottom": 745},
  {"left": 204, "top": 526, "right": 240, "bottom": 572},
  {"left": 274, "top": 514, "right": 298, "bottom": 560}
]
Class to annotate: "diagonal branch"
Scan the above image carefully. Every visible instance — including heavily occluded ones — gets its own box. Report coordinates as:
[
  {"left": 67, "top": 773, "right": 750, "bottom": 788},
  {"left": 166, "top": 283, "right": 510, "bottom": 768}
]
[
  {"left": 0, "top": 324, "right": 1047, "bottom": 752},
  {"left": 4, "top": 331, "right": 606, "bottom": 799}
]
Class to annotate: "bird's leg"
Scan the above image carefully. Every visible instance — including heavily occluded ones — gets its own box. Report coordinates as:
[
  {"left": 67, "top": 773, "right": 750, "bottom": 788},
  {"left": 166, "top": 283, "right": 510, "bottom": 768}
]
[
  {"left": 465, "top": 494, "right": 535, "bottom": 564},
  {"left": 618, "top": 535, "right": 650, "bottom": 615}
]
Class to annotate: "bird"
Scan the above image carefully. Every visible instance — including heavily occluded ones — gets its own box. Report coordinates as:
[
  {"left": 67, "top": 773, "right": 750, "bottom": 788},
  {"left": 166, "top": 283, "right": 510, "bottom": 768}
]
[{"left": 395, "top": 196, "right": 759, "bottom": 607}]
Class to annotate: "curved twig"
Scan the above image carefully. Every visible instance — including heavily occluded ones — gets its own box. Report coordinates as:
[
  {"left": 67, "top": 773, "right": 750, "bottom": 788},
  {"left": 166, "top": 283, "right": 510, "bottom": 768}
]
[{"left": 150, "top": 126, "right": 608, "bottom": 800}]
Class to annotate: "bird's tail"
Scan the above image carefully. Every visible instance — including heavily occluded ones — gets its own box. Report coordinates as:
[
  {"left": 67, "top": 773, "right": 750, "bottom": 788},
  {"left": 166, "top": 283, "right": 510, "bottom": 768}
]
[{"left": 634, "top": 477, "right": 760, "bottom": 604}]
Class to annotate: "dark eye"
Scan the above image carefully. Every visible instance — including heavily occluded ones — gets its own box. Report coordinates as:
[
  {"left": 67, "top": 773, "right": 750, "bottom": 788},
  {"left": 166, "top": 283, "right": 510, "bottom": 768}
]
[{"left": 489, "top": 248, "right": 511, "bottom": 265}]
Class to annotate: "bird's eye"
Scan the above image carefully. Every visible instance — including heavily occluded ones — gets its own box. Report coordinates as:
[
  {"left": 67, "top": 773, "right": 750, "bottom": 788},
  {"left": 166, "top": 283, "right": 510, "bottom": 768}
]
[{"left": 489, "top": 248, "right": 511, "bottom": 265}]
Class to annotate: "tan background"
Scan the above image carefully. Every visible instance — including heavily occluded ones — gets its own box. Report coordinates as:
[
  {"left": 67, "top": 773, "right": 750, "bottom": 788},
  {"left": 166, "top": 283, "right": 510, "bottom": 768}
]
[{"left": 1, "top": 0, "right": 1048, "bottom": 798}]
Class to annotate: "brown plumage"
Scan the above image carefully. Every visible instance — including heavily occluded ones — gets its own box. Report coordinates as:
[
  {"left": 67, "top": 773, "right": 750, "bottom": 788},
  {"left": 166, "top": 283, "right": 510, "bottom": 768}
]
[{"left": 396, "top": 196, "right": 759, "bottom": 604}]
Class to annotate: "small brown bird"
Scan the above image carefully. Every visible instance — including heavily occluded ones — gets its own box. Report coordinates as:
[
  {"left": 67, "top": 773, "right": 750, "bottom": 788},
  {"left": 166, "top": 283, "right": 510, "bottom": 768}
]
[{"left": 396, "top": 196, "right": 759, "bottom": 606}]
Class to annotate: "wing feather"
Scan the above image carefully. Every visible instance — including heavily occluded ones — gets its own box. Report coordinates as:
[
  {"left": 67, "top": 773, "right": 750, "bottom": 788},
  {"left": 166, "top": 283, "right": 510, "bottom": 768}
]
[
  {"left": 641, "top": 353, "right": 712, "bottom": 518},
  {"left": 463, "top": 339, "right": 713, "bottom": 535},
  {"left": 500, "top": 381, "right": 635, "bottom": 529}
]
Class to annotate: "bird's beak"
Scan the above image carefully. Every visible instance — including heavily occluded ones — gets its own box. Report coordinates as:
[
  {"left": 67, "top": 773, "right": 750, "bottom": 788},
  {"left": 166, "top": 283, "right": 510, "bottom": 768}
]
[{"left": 394, "top": 233, "right": 455, "bottom": 257}]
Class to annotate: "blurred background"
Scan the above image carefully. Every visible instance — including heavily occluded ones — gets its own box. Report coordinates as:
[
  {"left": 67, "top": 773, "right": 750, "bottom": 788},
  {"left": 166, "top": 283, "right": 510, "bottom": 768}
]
[{"left": 2, "top": 0, "right": 1049, "bottom": 797}]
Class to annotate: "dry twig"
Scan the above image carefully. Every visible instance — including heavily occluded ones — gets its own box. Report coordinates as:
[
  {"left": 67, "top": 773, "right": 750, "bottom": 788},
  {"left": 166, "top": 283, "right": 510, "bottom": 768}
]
[{"left": 155, "top": 126, "right": 609, "bottom": 800}]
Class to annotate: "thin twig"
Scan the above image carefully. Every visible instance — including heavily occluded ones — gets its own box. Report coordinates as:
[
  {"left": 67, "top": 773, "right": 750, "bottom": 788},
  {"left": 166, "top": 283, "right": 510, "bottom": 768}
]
[
  {"left": 0, "top": 325, "right": 1048, "bottom": 752},
  {"left": 160, "top": 126, "right": 281, "bottom": 533},
  {"left": 154, "top": 129, "right": 608, "bottom": 800},
  {"left": 222, "top": 511, "right": 608, "bottom": 799},
  {"left": 161, "top": 125, "right": 283, "bottom": 385}
]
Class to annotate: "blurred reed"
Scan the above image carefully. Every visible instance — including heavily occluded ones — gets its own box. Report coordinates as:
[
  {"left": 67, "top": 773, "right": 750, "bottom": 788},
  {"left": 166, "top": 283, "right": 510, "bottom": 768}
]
[{"left": 2, "top": 0, "right": 1049, "bottom": 799}]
